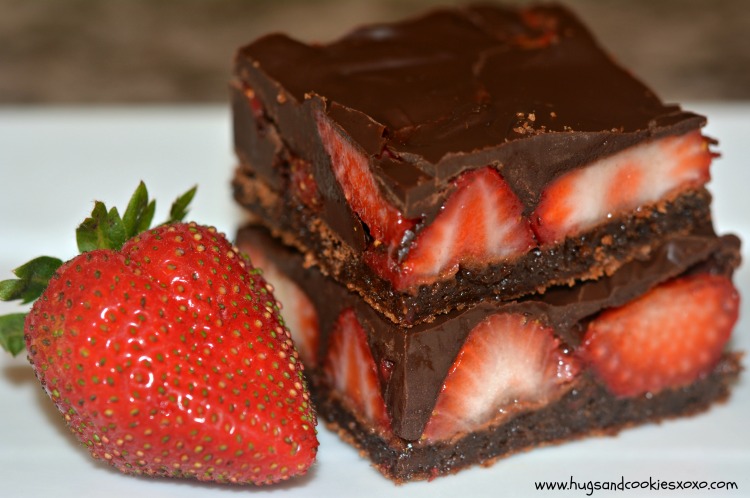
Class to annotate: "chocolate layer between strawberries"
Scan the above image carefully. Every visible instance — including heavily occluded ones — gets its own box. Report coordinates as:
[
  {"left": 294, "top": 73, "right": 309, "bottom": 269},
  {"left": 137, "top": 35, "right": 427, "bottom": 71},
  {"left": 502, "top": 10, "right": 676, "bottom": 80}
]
[
  {"left": 236, "top": 225, "right": 742, "bottom": 482},
  {"left": 232, "top": 3, "right": 715, "bottom": 326}
]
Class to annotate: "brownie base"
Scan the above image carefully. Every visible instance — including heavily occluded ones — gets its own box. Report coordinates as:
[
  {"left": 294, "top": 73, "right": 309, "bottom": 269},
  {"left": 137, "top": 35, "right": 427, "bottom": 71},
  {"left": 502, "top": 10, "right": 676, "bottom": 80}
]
[
  {"left": 312, "top": 353, "right": 742, "bottom": 483},
  {"left": 233, "top": 169, "right": 714, "bottom": 326}
]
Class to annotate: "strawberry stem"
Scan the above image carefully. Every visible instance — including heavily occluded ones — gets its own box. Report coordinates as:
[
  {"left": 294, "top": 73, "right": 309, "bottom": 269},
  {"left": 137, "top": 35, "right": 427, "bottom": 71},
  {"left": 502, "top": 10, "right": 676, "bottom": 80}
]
[
  {"left": 0, "top": 182, "right": 198, "bottom": 355},
  {"left": 0, "top": 314, "right": 25, "bottom": 356},
  {"left": 0, "top": 256, "right": 64, "bottom": 304},
  {"left": 0, "top": 257, "right": 63, "bottom": 357},
  {"left": 76, "top": 201, "right": 128, "bottom": 252},
  {"left": 122, "top": 181, "right": 156, "bottom": 240},
  {"left": 167, "top": 185, "right": 197, "bottom": 224}
]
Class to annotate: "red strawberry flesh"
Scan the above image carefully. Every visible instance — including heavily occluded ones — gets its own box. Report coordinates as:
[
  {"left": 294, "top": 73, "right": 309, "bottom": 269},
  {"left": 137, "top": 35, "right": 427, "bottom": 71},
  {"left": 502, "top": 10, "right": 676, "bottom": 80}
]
[
  {"left": 532, "top": 131, "right": 712, "bottom": 244},
  {"left": 423, "top": 313, "right": 578, "bottom": 442},
  {"left": 290, "top": 157, "right": 322, "bottom": 211},
  {"left": 581, "top": 273, "right": 739, "bottom": 398},
  {"left": 316, "top": 112, "right": 415, "bottom": 247},
  {"left": 317, "top": 114, "right": 713, "bottom": 292},
  {"left": 397, "top": 167, "right": 535, "bottom": 288},
  {"left": 323, "top": 308, "right": 391, "bottom": 435}
]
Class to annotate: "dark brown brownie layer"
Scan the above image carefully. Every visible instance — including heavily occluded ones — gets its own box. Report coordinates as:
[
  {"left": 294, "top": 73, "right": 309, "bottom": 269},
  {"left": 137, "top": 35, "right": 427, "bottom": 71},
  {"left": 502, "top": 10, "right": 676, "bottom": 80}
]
[
  {"left": 313, "top": 355, "right": 742, "bottom": 483},
  {"left": 236, "top": 225, "right": 741, "bottom": 442},
  {"left": 234, "top": 170, "right": 715, "bottom": 326}
]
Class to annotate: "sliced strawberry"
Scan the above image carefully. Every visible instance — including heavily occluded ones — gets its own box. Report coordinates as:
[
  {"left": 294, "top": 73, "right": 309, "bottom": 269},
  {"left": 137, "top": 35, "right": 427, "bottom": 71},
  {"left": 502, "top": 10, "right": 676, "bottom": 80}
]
[
  {"left": 240, "top": 243, "right": 320, "bottom": 368},
  {"left": 423, "top": 313, "right": 578, "bottom": 442},
  {"left": 244, "top": 86, "right": 265, "bottom": 120},
  {"left": 397, "top": 167, "right": 535, "bottom": 288},
  {"left": 290, "top": 156, "right": 322, "bottom": 211},
  {"left": 581, "top": 274, "right": 739, "bottom": 398},
  {"left": 316, "top": 112, "right": 415, "bottom": 246},
  {"left": 532, "top": 131, "right": 712, "bottom": 244},
  {"left": 323, "top": 308, "right": 391, "bottom": 434}
]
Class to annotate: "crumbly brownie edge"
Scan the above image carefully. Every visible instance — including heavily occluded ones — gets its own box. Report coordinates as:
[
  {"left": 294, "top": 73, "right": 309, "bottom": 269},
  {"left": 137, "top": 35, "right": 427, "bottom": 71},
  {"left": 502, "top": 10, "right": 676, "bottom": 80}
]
[
  {"left": 312, "top": 353, "right": 742, "bottom": 483},
  {"left": 233, "top": 170, "right": 715, "bottom": 326}
]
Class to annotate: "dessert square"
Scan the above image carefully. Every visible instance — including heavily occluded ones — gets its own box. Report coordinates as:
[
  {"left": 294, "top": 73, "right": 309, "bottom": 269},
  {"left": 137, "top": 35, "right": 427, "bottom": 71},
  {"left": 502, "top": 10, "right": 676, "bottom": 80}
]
[
  {"left": 237, "top": 225, "right": 741, "bottom": 482},
  {"left": 230, "top": 2, "right": 743, "bottom": 484},
  {"left": 232, "top": 3, "right": 716, "bottom": 325}
]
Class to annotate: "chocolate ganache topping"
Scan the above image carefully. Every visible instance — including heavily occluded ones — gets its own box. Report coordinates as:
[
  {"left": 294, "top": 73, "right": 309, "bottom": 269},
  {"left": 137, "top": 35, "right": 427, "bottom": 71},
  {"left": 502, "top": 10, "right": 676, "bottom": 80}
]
[{"left": 236, "top": 4, "right": 705, "bottom": 215}]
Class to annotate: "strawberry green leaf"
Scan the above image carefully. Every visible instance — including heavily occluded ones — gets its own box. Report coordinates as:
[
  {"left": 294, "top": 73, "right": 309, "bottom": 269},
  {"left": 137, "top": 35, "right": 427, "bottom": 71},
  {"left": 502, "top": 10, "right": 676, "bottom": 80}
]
[
  {"left": 76, "top": 201, "right": 127, "bottom": 252},
  {"left": 122, "top": 181, "right": 156, "bottom": 238},
  {"left": 0, "top": 313, "right": 26, "bottom": 356},
  {"left": 0, "top": 256, "right": 63, "bottom": 304},
  {"left": 167, "top": 186, "right": 197, "bottom": 223}
]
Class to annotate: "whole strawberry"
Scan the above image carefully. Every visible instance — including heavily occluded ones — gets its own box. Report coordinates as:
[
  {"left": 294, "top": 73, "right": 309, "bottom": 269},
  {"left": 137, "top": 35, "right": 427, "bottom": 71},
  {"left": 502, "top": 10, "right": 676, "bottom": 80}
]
[{"left": 0, "top": 183, "right": 317, "bottom": 485}]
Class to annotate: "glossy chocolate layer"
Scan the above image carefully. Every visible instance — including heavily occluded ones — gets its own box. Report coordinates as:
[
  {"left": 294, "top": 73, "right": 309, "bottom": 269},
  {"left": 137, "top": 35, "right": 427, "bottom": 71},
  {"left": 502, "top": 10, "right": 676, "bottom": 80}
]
[
  {"left": 234, "top": 4, "right": 705, "bottom": 216},
  {"left": 236, "top": 226, "right": 741, "bottom": 441}
]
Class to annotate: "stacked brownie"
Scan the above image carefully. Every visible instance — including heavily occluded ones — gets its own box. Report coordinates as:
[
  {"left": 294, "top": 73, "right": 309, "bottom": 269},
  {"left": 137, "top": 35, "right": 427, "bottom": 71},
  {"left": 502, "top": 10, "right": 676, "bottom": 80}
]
[{"left": 230, "top": 4, "right": 742, "bottom": 482}]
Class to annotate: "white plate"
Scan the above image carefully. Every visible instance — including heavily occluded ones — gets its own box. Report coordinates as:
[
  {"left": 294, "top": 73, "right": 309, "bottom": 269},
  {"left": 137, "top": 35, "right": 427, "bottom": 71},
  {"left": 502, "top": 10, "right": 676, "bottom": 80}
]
[{"left": 1, "top": 105, "right": 748, "bottom": 498}]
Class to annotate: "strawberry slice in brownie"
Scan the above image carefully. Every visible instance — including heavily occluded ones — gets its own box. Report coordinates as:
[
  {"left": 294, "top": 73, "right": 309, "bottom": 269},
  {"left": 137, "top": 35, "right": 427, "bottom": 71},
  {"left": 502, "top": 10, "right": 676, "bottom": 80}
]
[
  {"left": 236, "top": 225, "right": 742, "bottom": 482},
  {"left": 232, "top": 3, "right": 717, "bottom": 325},
  {"left": 230, "top": 1, "right": 742, "bottom": 484}
]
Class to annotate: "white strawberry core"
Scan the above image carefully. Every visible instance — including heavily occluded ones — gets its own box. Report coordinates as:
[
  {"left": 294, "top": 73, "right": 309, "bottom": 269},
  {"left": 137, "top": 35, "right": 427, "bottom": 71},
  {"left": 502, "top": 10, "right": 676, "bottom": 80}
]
[
  {"left": 423, "top": 313, "right": 578, "bottom": 442},
  {"left": 533, "top": 131, "right": 711, "bottom": 243},
  {"left": 398, "top": 167, "right": 535, "bottom": 287}
]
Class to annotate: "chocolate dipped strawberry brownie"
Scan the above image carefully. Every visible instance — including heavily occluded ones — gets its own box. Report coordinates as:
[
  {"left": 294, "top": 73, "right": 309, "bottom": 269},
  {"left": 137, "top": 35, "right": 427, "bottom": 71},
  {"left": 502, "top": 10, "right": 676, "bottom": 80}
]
[
  {"left": 230, "top": 2, "right": 743, "bottom": 484},
  {"left": 232, "top": 3, "right": 716, "bottom": 325},
  {"left": 237, "top": 225, "right": 741, "bottom": 482}
]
